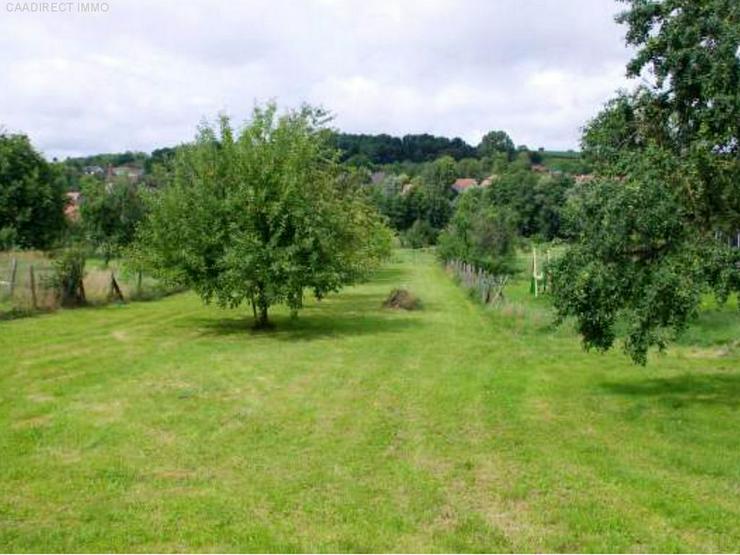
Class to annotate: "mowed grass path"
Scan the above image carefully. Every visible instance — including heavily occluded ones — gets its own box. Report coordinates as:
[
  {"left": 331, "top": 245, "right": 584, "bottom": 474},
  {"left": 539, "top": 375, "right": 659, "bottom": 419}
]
[{"left": 1, "top": 250, "right": 739, "bottom": 552}]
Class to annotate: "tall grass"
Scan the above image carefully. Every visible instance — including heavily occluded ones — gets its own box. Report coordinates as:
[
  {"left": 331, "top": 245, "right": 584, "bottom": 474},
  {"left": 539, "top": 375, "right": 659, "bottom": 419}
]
[{"left": 0, "top": 250, "right": 174, "bottom": 318}]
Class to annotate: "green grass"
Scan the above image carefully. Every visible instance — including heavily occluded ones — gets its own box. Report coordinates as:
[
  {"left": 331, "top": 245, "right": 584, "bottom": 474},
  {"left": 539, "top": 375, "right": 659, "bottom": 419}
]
[{"left": 1, "top": 250, "right": 739, "bottom": 552}]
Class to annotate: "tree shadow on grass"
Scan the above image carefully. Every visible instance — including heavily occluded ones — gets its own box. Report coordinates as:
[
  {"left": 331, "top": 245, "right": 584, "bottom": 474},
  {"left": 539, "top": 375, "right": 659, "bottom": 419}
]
[
  {"left": 600, "top": 372, "right": 740, "bottom": 409},
  {"left": 186, "top": 309, "right": 425, "bottom": 342}
]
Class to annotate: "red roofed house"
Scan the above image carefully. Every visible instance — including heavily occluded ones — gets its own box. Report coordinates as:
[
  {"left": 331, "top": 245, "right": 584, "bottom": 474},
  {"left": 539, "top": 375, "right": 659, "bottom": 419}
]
[{"left": 451, "top": 178, "right": 478, "bottom": 193}]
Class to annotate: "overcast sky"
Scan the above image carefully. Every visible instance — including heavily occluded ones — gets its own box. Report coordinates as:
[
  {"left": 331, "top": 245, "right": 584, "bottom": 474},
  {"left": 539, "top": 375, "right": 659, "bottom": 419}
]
[{"left": 0, "top": 0, "right": 636, "bottom": 159}]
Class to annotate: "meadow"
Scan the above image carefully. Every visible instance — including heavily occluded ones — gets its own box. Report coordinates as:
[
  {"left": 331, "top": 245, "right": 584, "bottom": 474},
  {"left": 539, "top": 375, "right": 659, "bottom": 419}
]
[{"left": 0, "top": 250, "right": 738, "bottom": 552}]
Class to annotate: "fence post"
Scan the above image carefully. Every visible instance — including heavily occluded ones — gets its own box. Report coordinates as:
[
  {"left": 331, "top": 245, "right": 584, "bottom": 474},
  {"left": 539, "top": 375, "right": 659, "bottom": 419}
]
[
  {"left": 8, "top": 257, "right": 18, "bottom": 298},
  {"left": 29, "top": 265, "right": 37, "bottom": 310},
  {"left": 109, "top": 272, "right": 125, "bottom": 302},
  {"left": 531, "top": 246, "right": 541, "bottom": 297}
]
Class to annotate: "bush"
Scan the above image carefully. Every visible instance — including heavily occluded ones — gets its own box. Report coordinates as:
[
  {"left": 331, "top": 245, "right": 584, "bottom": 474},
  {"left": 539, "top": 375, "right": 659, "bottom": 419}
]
[
  {"left": 0, "top": 227, "right": 17, "bottom": 250},
  {"left": 400, "top": 219, "right": 437, "bottom": 248},
  {"left": 46, "top": 248, "right": 87, "bottom": 307}
]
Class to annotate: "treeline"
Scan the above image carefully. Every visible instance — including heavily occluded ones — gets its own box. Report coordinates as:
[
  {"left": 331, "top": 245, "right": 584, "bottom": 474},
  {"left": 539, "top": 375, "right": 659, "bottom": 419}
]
[
  {"left": 2, "top": 124, "right": 583, "bottom": 258},
  {"left": 332, "top": 132, "right": 477, "bottom": 165}
]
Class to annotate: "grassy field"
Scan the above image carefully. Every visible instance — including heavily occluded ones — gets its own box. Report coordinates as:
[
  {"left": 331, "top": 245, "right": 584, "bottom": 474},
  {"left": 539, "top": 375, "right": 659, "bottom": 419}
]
[{"left": 1, "top": 250, "right": 738, "bottom": 552}]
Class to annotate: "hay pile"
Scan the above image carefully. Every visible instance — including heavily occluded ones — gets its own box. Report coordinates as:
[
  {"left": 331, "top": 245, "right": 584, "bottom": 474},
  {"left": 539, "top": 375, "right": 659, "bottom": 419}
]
[{"left": 383, "top": 288, "right": 421, "bottom": 310}]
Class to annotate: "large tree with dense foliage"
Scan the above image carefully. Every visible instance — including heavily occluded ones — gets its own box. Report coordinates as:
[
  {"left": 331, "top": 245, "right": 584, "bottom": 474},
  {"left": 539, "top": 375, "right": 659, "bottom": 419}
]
[
  {"left": 552, "top": 0, "right": 739, "bottom": 364},
  {"left": 79, "top": 175, "right": 146, "bottom": 264},
  {"left": 477, "top": 130, "right": 516, "bottom": 160},
  {"left": 133, "top": 104, "right": 392, "bottom": 328},
  {"left": 0, "top": 131, "right": 66, "bottom": 249}
]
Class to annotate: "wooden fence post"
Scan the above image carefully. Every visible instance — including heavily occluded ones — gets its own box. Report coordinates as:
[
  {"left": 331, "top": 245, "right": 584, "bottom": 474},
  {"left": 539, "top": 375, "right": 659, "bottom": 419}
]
[
  {"left": 8, "top": 257, "right": 18, "bottom": 298},
  {"left": 109, "top": 272, "right": 124, "bottom": 302},
  {"left": 29, "top": 265, "right": 37, "bottom": 310}
]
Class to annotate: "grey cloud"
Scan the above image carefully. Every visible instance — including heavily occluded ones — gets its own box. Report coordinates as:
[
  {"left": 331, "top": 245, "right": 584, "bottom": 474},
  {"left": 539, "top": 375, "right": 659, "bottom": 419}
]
[{"left": 0, "top": 0, "right": 635, "bottom": 158}]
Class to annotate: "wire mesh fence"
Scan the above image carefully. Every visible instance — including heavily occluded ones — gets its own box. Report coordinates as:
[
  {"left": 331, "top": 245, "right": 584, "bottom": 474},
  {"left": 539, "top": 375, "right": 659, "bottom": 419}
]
[
  {"left": 0, "top": 252, "right": 172, "bottom": 318},
  {"left": 445, "top": 259, "right": 509, "bottom": 305}
]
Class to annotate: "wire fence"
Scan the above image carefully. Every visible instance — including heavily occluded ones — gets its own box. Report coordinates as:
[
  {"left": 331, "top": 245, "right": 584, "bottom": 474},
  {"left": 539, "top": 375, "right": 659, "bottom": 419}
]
[
  {"left": 0, "top": 252, "right": 171, "bottom": 318},
  {"left": 445, "top": 259, "right": 509, "bottom": 305}
]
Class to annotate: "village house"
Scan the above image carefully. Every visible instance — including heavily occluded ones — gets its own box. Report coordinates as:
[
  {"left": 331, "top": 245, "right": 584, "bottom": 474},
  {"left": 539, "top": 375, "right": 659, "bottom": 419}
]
[
  {"left": 107, "top": 164, "right": 144, "bottom": 182},
  {"left": 451, "top": 178, "right": 478, "bottom": 193},
  {"left": 83, "top": 165, "right": 105, "bottom": 177}
]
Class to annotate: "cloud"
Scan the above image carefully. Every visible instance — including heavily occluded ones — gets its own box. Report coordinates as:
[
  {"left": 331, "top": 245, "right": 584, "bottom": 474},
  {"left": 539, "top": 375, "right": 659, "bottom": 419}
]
[{"left": 0, "top": 0, "right": 635, "bottom": 158}]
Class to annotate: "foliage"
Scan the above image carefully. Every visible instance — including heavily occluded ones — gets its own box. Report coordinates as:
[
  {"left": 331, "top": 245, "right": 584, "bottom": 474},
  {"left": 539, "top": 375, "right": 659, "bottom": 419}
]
[
  {"left": 79, "top": 176, "right": 146, "bottom": 264},
  {"left": 46, "top": 247, "right": 87, "bottom": 307},
  {"left": 400, "top": 219, "right": 437, "bottom": 248},
  {"left": 488, "top": 170, "right": 573, "bottom": 241},
  {"left": 133, "top": 104, "right": 392, "bottom": 327},
  {"left": 456, "top": 157, "right": 485, "bottom": 179},
  {"left": 332, "top": 132, "right": 476, "bottom": 165},
  {"left": 554, "top": 0, "right": 740, "bottom": 364},
  {"left": 0, "top": 132, "right": 67, "bottom": 249},
  {"left": 419, "top": 156, "right": 456, "bottom": 229},
  {"left": 438, "top": 189, "right": 518, "bottom": 274},
  {"left": 477, "top": 130, "right": 515, "bottom": 159},
  {"left": 368, "top": 157, "right": 458, "bottom": 244}
]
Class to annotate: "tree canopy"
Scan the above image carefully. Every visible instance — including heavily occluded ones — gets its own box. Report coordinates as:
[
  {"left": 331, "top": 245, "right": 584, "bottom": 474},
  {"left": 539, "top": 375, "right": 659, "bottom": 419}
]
[
  {"left": 79, "top": 176, "right": 146, "bottom": 264},
  {"left": 133, "top": 104, "right": 392, "bottom": 327},
  {"left": 552, "top": 0, "right": 739, "bottom": 364},
  {"left": 437, "top": 188, "right": 518, "bottom": 275},
  {"left": 332, "top": 132, "right": 476, "bottom": 165},
  {"left": 477, "top": 130, "right": 516, "bottom": 160},
  {"left": 0, "top": 131, "right": 66, "bottom": 249}
]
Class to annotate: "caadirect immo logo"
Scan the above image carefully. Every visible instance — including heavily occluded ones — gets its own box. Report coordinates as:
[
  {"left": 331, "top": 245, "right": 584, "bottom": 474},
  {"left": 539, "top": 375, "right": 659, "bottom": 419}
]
[{"left": 5, "top": 1, "right": 110, "bottom": 13}]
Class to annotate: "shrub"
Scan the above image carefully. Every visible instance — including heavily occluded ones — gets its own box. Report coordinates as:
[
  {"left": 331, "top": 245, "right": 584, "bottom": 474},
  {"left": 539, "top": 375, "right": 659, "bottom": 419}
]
[
  {"left": 46, "top": 248, "right": 86, "bottom": 307},
  {"left": 0, "top": 227, "right": 17, "bottom": 250},
  {"left": 400, "top": 219, "right": 438, "bottom": 248}
]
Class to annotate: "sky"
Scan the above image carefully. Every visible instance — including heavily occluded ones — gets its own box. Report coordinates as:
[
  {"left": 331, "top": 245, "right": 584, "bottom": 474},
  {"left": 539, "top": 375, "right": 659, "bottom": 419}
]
[{"left": 0, "top": 0, "right": 637, "bottom": 159}]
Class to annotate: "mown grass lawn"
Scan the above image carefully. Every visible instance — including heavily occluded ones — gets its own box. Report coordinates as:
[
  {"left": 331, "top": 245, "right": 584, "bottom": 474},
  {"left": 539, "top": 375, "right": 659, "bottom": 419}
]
[{"left": 1, "top": 250, "right": 738, "bottom": 552}]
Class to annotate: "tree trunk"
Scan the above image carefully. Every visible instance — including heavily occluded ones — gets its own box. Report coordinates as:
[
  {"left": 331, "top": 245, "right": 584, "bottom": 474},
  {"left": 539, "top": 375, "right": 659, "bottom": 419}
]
[
  {"left": 257, "top": 304, "right": 269, "bottom": 328},
  {"left": 254, "top": 287, "right": 270, "bottom": 329}
]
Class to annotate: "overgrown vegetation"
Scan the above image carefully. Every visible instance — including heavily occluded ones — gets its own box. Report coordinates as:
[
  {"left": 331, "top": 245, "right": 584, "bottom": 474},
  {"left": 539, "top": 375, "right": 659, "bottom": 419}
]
[{"left": 46, "top": 247, "right": 87, "bottom": 307}]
